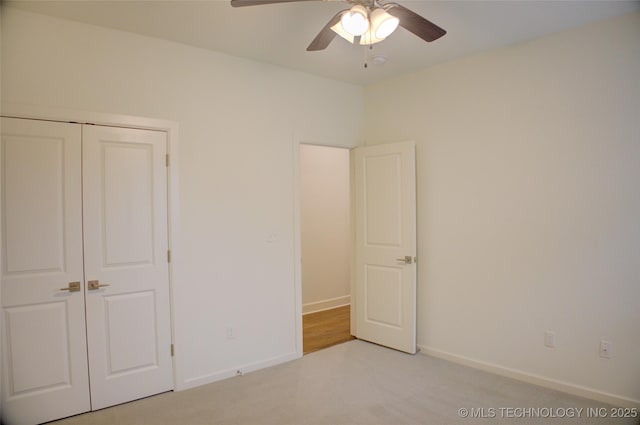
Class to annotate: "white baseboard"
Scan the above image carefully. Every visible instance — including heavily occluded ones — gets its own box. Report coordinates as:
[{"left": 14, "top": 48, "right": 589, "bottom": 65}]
[
  {"left": 303, "top": 295, "right": 350, "bottom": 315},
  {"left": 176, "top": 351, "right": 300, "bottom": 391},
  {"left": 418, "top": 345, "right": 640, "bottom": 409}
]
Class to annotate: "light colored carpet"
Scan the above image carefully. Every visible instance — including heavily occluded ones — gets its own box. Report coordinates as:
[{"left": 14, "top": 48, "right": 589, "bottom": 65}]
[{"left": 52, "top": 340, "right": 637, "bottom": 425}]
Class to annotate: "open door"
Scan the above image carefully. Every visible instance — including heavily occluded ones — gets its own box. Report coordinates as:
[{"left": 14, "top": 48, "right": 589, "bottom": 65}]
[{"left": 354, "top": 141, "right": 417, "bottom": 354}]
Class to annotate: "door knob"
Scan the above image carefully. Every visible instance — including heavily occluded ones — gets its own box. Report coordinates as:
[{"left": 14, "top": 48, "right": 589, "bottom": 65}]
[
  {"left": 396, "top": 256, "right": 415, "bottom": 265},
  {"left": 88, "top": 280, "right": 110, "bottom": 290},
  {"left": 60, "top": 281, "right": 81, "bottom": 292}
]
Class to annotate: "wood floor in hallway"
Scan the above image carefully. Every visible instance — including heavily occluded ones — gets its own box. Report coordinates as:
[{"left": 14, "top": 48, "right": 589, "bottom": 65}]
[{"left": 303, "top": 305, "right": 355, "bottom": 354}]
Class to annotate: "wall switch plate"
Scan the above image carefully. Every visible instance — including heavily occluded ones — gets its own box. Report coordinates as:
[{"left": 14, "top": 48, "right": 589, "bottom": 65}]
[
  {"left": 226, "top": 327, "right": 235, "bottom": 340},
  {"left": 544, "top": 331, "right": 557, "bottom": 348},
  {"left": 599, "top": 340, "right": 612, "bottom": 359}
]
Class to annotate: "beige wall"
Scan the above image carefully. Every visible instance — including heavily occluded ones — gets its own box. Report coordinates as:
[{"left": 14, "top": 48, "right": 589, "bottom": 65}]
[
  {"left": 364, "top": 11, "right": 640, "bottom": 404},
  {"left": 300, "top": 145, "right": 350, "bottom": 314},
  {"left": 1, "top": 6, "right": 363, "bottom": 390}
]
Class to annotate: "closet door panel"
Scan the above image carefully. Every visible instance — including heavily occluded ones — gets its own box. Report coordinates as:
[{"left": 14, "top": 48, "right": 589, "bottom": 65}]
[
  {"left": 82, "top": 125, "right": 173, "bottom": 410},
  {"left": 1, "top": 118, "right": 90, "bottom": 425}
]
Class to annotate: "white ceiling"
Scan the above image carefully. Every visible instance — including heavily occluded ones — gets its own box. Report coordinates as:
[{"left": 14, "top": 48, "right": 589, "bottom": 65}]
[{"left": 6, "top": 0, "right": 640, "bottom": 85}]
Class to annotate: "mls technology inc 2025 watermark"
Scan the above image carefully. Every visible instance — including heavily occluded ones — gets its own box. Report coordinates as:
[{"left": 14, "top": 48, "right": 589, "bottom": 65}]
[{"left": 457, "top": 407, "right": 638, "bottom": 420}]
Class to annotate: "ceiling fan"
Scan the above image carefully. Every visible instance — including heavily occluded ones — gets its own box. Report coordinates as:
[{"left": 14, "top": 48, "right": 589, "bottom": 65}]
[{"left": 230, "top": 0, "right": 446, "bottom": 51}]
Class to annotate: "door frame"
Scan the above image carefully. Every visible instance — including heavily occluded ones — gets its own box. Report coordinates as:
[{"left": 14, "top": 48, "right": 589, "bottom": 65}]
[{"left": 0, "top": 103, "right": 181, "bottom": 391}]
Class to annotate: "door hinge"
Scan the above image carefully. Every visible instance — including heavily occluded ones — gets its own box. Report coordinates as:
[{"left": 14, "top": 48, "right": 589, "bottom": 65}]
[
  {"left": 171, "top": 344, "right": 175, "bottom": 357},
  {"left": 166, "top": 154, "right": 170, "bottom": 167},
  {"left": 167, "top": 250, "right": 171, "bottom": 263}
]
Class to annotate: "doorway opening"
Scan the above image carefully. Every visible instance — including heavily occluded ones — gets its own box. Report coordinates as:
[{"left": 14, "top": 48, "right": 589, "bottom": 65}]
[{"left": 299, "top": 144, "right": 354, "bottom": 354}]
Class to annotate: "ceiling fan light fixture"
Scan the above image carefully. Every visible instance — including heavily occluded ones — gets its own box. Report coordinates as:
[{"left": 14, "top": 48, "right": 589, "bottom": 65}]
[
  {"left": 340, "top": 5, "right": 369, "bottom": 36},
  {"left": 331, "top": 19, "right": 355, "bottom": 44},
  {"left": 370, "top": 7, "right": 399, "bottom": 39},
  {"left": 359, "top": 28, "right": 386, "bottom": 46}
]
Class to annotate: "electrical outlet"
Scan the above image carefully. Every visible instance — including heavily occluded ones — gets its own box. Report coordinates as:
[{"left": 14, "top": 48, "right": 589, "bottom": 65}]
[
  {"left": 544, "top": 331, "right": 557, "bottom": 348},
  {"left": 599, "top": 340, "right": 612, "bottom": 359}
]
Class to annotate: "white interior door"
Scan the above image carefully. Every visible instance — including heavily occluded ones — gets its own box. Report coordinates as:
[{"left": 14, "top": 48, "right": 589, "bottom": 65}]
[
  {"left": 354, "top": 141, "right": 417, "bottom": 354},
  {"left": 1, "top": 118, "right": 91, "bottom": 425},
  {"left": 82, "top": 125, "right": 173, "bottom": 410}
]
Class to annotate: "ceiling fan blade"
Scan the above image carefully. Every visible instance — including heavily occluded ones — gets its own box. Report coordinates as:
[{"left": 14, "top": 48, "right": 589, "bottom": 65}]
[
  {"left": 231, "top": 0, "right": 318, "bottom": 7},
  {"left": 306, "top": 10, "right": 343, "bottom": 51},
  {"left": 386, "top": 3, "right": 446, "bottom": 42}
]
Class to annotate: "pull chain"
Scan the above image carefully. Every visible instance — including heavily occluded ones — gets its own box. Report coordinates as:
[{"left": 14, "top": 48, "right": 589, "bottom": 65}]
[{"left": 364, "top": 44, "right": 373, "bottom": 68}]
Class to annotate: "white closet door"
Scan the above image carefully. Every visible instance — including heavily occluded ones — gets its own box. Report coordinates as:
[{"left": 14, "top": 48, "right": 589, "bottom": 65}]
[
  {"left": 82, "top": 125, "right": 173, "bottom": 410},
  {"left": 1, "top": 118, "right": 91, "bottom": 425}
]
